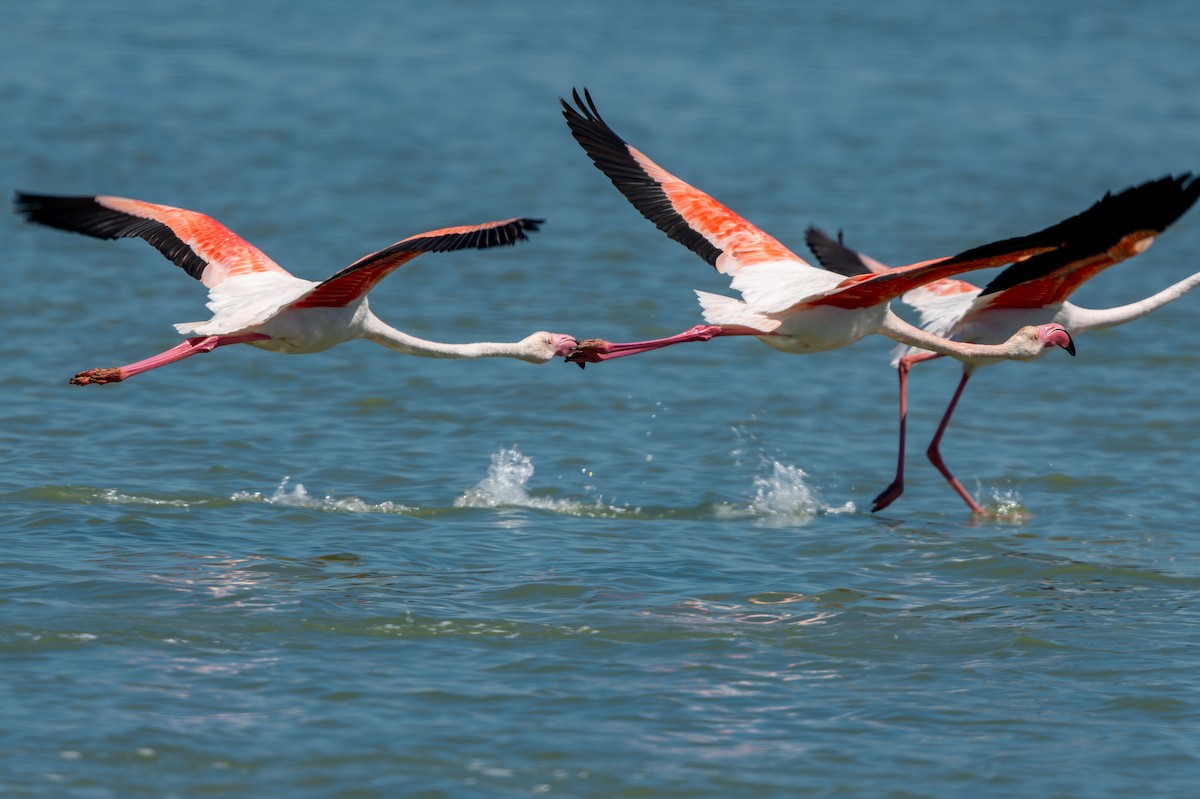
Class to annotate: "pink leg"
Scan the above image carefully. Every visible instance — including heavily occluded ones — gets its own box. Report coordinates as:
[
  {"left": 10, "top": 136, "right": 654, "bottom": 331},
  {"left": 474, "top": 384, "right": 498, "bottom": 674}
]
[
  {"left": 925, "top": 370, "right": 985, "bottom": 515},
  {"left": 70, "top": 333, "right": 271, "bottom": 386},
  {"left": 567, "top": 325, "right": 766, "bottom": 364},
  {"left": 872, "top": 352, "right": 942, "bottom": 513},
  {"left": 871, "top": 360, "right": 911, "bottom": 513}
]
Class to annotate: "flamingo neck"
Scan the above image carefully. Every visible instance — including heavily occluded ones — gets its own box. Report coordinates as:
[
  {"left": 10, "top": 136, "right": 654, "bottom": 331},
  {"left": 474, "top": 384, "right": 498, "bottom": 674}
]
[
  {"left": 879, "top": 309, "right": 1035, "bottom": 362},
  {"left": 359, "top": 314, "right": 561, "bottom": 363},
  {"left": 1065, "top": 271, "right": 1200, "bottom": 332}
]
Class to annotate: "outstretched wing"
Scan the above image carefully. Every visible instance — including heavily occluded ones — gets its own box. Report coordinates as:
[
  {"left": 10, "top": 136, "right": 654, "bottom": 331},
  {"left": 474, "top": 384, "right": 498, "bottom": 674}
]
[
  {"left": 289, "top": 218, "right": 543, "bottom": 308},
  {"left": 561, "top": 88, "right": 807, "bottom": 276},
  {"left": 805, "top": 224, "right": 980, "bottom": 328},
  {"left": 974, "top": 172, "right": 1200, "bottom": 310},
  {"left": 807, "top": 219, "right": 1081, "bottom": 309},
  {"left": 13, "top": 192, "right": 290, "bottom": 288},
  {"left": 808, "top": 173, "right": 1199, "bottom": 310}
]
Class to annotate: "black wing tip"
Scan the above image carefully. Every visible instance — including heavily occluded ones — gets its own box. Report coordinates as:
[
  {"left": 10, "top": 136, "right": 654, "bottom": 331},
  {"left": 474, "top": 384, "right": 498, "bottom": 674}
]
[
  {"left": 978, "top": 170, "right": 1200, "bottom": 296},
  {"left": 560, "top": 87, "right": 600, "bottom": 123},
  {"left": 12, "top": 190, "right": 38, "bottom": 219},
  {"left": 803, "top": 225, "right": 837, "bottom": 265},
  {"left": 558, "top": 87, "right": 725, "bottom": 269},
  {"left": 560, "top": 87, "right": 629, "bottom": 152},
  {"left": 12, "top": 191, "right": 98, "bottom": 222},
  {"left": 1173, "top": 171, "right": 1200, "bottom": 215},
  {"left": 966, "top": 171, "right": 1199, "bottom": 269},
  {"left": 805, "top": 225, "right": 872, "bottom": 276},
  {"left": 1066, "top": 171, "right": 1200, "bottom": 237},
  {"left": 1105, "top": 171, "right": 1200, "bottom": 231},
  {"left": 394, "top": 217, "right": 546, "bottom": 255},
  {"left": 473, "top": 216, "right": 544, "bottom": 249},
  {"left": 14, "top": 190, "right": 53, "bottom": 207},
  {"left": 804, "top": 225, "right": 839, "bottom": 250},
  {"left": 516, "top": 217, "right": 544, "bottom": 235},
  {"left": 13, "top": 192, "right": 119, "bottom": 237}
]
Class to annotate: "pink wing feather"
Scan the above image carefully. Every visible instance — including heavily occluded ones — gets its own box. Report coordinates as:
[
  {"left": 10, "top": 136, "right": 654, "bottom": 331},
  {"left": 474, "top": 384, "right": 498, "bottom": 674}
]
[
  {"left": 291, "top": 217, "right": 542, "bottom": 308},
  {"left": 561, "top": 89, "right": 806, "bottom": 276},
  {"left": 14, "top": 193, "right": 290, "bottom": 288},
  {"left": 805, "top": 173, "right": 1199, "bottom": 310}
]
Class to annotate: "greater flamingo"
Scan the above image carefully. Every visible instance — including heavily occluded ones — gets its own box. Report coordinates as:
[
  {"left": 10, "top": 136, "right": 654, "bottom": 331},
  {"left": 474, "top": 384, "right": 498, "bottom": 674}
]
[
  {"left": 806, "top": 172, "right": 1200, "bottom": 514},
  {"left": 561, "top": 89, "right": 1075, "bottom": 378},
  {"left": 15, "top": 193, "right": 577, "bottom": 385}
]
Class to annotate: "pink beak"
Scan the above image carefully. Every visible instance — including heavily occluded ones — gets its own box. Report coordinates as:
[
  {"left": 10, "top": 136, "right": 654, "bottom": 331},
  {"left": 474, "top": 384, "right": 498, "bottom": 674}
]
[{"left": 1038, "top": 324, "right": 1076, "bottom": 356}]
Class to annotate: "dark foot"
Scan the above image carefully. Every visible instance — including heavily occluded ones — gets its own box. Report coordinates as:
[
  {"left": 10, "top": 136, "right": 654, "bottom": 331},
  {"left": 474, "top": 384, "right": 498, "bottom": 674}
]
[
  {"left": 871, "top": 481, "right": 904, "bottom": 513},
  {"left": 70, "top": 367, "right": 124, "bottom": 386},
  {"left": 566, "top": 339, "right": 614, "bottom": 365}
]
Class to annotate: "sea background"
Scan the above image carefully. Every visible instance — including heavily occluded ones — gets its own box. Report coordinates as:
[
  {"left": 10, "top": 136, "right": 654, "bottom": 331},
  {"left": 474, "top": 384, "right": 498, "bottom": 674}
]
[{"left": 2, "top": 2, "right": 1198, "bottom": 796}]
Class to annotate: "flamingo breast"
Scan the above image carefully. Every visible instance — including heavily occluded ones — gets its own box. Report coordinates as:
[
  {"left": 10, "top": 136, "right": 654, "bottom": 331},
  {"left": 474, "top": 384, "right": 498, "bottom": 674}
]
[
  {"left": 173, "top": 271, "right": 369, "bottom": 354},
  {"left": 765, "top": 303, "right": 888, "bottom": 354},
  {"left": 250, "top": 301, "right": 371, "bottom": 354}
]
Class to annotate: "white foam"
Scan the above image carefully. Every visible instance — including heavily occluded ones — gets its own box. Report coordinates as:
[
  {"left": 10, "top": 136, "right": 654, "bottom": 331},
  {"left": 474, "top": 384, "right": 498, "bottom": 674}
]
[
  {"left": 717, "top": 460, "right": 855, "bottom": 525},
  {"left": 454, "top": 448, "right": 591, "bottom": 516},
  {"left": 980, "top": 486, "right": 1031, "bottom": 522},
  {"left": 455, "top": 449, "right": 536, "bottom": 508},
  {"left": 231, "top": 477, "right": 414, "bottom": 514},
  {"left": 98, "top": 488, "right": 193, "bottom": 508}
]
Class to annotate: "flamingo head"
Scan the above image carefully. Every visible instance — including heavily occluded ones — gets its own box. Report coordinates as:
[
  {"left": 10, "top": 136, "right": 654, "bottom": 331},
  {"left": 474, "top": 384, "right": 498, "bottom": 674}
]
[
  {"left": 510, "top": 332, "right": 579, "bottom": 364},
  {"left": 1035, "top": 323, "right": 1076, "bottom": 357},
  {"left": 550, "top": 333, "right": 579, "bottom": 359}
]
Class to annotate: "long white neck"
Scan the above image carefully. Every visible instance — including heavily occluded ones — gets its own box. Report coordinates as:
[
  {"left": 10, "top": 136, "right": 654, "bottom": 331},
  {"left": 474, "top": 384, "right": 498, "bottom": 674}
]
[
  {"left": 1063, "top": 271, "right": 1200, "bottom": 332},
  {"left": 359, "top": 313, "right": 563, "bottom": 364},
  {"left": 879, "top": 309, "right": 1041, "bottom": 362}
]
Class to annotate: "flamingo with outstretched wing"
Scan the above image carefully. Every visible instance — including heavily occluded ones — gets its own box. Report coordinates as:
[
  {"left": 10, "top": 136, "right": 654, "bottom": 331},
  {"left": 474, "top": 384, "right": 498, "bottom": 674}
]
[
  {"left": 806, "top": 172, "right": 1200, "bottom": 513},
  {"left": 15, "top": 193, "right": 576, "bottom": 385},
  {"left": 560, "top": 90, "right": 1074, "bottom": 386}
]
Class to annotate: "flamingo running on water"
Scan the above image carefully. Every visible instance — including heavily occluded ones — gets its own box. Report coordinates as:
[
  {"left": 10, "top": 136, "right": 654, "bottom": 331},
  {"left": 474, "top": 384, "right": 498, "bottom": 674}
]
[
  {"left": 15, "top": 193, "right": 577, "bottom": 385},
  {"left": 806, "top": 172, "right": 1200, "bottom": 514},
  {"left": 560, "top": 89, "right": 1075, "bottom": 382}
]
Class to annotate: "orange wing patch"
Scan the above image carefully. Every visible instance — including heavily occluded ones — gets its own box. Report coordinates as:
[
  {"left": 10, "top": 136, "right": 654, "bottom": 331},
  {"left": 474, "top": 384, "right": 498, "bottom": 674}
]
[
  {"left": 98, "top": 196, "right": 290, "bottom": 287},
  {"left": 811, "top": 246, "right": 1058, "bottom": 309},
  {"left": 918, "top": 278, "right": 980, "bottom": 297},
  {"left": 289, "top": 216, "right": 540, "bottom": 309},
  {"left": 871, "top": 222, "right": 1159, "bottom": 313},
  {"left": 631, "top": 147, "right": 803, "bottom": 275},
  {"left": 291, "top": 253, "right": 420, "bottom": 308},
  {"left": 981, "top": 232, "right": 1157, "bottom": 310}
]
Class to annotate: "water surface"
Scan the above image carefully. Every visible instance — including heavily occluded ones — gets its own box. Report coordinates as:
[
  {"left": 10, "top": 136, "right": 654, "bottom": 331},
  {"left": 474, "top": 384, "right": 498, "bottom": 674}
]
[{"left": 2, "top": 2, "right": 1199, "bottom": 796}]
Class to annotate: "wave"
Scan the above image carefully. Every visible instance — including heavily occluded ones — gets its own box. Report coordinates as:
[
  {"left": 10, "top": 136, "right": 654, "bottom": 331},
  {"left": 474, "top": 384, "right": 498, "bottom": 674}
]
[
  {"left": 231, "top": 478, "right": 417, "bottom": 515},
  {"left": 6, "top": 450, "right": 857, "bottom": 522}
]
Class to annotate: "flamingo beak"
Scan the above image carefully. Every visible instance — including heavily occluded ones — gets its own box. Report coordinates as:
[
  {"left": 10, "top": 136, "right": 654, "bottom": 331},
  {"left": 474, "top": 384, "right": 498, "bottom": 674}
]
[{"left": 1041, "top": 325, "right": 1076, "bottom": 357}]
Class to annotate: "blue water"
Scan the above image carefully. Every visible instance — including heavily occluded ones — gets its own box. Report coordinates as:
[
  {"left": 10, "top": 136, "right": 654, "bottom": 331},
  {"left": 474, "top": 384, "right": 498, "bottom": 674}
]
[{"left": 3, "top": 2, "right": 1199, "bottom": 796}]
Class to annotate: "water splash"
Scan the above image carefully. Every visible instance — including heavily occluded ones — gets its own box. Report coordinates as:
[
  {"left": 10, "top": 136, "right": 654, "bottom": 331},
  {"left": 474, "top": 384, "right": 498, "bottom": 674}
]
[
  {"left": 980, "top": 486, "right": 1031, "bottom": 522},
  {"left": 452, "top": 449, "right": 640, "bottom": 521},
  {"left": 716, "top": 460, "right": 855, "bottom": 525},
  {"left": 455, "top": 449, "right": 538, "bottom": 509},
  {"left": 453, "top": 448, "right": 602, "bottom": 518},
  {"left": 231, "top": 477, "right": 414, "bottom": 514},
  {"left": 749, "top": 461, "right": 821, "bottom": 517}
]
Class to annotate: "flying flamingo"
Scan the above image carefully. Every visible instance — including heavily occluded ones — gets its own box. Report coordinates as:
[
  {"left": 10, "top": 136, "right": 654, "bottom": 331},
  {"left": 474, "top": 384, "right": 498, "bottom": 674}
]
[
  {"left": 15, "top": 193, "right": 577, "bottom": 385},
  {"left": 560, "top": 89, "right": 1075, "bottom": 385},
  {"left": 806, "top": 172, "right": 1200, "bottom": 514}
]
